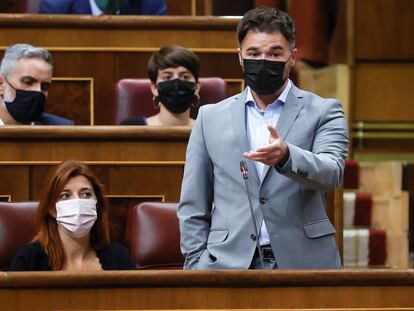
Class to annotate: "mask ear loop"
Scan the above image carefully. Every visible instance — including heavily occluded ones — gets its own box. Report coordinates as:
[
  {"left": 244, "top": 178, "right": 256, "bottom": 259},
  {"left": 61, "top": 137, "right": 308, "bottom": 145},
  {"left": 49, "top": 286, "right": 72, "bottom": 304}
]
[
  {"left": 152, "top": 95, "right": 160, "bottom": 110},
  {"left": 4, "top": 78, "right": 17, "bottom": 91}
]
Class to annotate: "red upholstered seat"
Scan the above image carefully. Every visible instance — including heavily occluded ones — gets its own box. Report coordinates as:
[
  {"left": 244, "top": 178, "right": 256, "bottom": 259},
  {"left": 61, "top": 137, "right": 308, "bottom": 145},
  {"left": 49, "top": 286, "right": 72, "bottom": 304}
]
[
  {"left": 0, "top": 201, "right": 38, "bottom": 270},
  {"left": 344, "top": 159, "right": 360, "bottom": 190},
  {"left": 124, "top": 202, "right": 183, "bottom": 269},
  {"left": 21, "top": 0, "right": 41, "bottom": 13},
  {"left": 111, "top": 77, "right": 228, "bottom": 124}
]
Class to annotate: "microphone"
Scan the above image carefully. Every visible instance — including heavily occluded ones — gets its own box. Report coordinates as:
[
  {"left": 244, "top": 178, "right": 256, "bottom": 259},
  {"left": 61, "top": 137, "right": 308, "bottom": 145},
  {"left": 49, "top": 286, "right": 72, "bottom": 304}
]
[{"left": 240, "top": 160, "right": 264, "bottom": 269}]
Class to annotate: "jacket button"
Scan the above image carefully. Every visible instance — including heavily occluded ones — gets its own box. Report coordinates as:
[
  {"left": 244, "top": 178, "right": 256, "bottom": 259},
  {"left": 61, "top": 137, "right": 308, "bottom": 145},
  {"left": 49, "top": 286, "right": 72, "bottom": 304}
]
[
  {"left": 259, "top": 197, "right": 267, "bottom": 204},
  {"left": 250, "top": 234, "right": 257, "bottom": 241}
]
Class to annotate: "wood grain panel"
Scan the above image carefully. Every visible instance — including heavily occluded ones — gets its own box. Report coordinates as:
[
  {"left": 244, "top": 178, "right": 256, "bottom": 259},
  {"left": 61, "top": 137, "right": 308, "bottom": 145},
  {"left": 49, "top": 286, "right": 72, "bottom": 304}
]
[
  {"left": 0, "top": 16, "right": 239, "bottom": 48},
  {"left": 225, "top": 79, "right": 244, "bottom": 97},
  {"left": 47, "top": 78, "right": 93, "bottom": 125},
  {"left": 329, "top": 0, "right": 350, "bottom": 64},
  {"left": 2, "top": 270, "right": 414, "bottom": 310},
  {"left": 51, "top": 52, "right": 114, "bottom": 125},
  {"left": 115, "top": 51, "right": 241, "bottom": 80},
  {"left": 28, "top": 164, "right": 184, "bottom": 201},
  {"left": 354, "top": 64, "right": 414, "bottom": 122},
  {"left": 0, "top": 0, "right": 19, "bottom": 12},
  {"left": 166, "top": 0, "right": 193, "bottom": 15},
  {"left": 355, "top": 0, "right": 414, "bottom": 60},
  {"left": 0, "top": 166, "right": 29, "bottom": 200}
]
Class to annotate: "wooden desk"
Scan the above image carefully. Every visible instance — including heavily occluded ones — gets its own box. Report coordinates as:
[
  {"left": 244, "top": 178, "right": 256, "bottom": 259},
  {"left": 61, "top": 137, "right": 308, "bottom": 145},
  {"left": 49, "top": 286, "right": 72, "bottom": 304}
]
[{"left": 1, "top": 270, "right": 414, "bottom": 310}]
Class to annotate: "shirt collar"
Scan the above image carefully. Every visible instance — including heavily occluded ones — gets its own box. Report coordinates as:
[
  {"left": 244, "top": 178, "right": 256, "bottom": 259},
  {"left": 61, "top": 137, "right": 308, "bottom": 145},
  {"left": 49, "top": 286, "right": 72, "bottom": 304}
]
[
  {"left": 245, "top": 79, "right": 292, "bottom": 110},
  {"left": 89, "top": 0, "right": 102, "bottom": 15}
]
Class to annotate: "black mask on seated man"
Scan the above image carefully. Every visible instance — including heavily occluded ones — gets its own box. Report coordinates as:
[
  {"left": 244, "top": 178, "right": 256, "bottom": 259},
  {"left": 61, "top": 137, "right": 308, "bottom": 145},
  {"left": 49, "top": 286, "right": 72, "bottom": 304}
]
[
  {"left": 157, "top": 79, "right": 197, "bottom": 114},
  {"left": 4, "top": 82, "right": 46, "bottom": 124},
  {"left": 243, "top": 56, "right": 291, "bottom": 95}
]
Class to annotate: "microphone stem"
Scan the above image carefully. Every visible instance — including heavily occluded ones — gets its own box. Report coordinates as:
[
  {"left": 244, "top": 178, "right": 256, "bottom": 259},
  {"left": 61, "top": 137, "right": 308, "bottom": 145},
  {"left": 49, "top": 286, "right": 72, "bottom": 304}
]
[{"left": 243, "top": 178, "right": 265, "bottom": 269}]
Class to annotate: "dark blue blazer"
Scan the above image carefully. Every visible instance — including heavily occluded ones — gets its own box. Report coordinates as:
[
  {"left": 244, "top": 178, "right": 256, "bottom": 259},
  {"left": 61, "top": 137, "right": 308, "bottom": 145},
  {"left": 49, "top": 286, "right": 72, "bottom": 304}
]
[
  {"left": 35, "top": 113, "right": 74, "bottom": 125},
  {"left": 39, "top": 0, "right": 167, "bottom": 15}
]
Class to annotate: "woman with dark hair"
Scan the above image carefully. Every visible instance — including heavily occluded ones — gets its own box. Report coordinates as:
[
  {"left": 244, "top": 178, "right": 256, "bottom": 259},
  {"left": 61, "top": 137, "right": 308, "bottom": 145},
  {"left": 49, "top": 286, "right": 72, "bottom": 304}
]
[
  {"left": 121, "top": 45, "right": 201, "bottom": 126},
  {"left": 9, "top": 160, "right": 136, "bottom": 271}
]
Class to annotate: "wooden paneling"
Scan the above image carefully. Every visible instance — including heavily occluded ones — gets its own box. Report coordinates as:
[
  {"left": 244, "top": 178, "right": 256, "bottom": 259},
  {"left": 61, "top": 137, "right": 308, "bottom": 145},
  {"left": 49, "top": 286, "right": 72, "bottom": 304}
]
[
  {"left": 2, "top": 270, "right": 414, "bottom": 310},
  {"left": 50, "top": 52, "right": 115, "bottom": 125},
  {"left": 355, "top": 0, "right": 414, "bottom": 61},
  {"left": 354, "top": 64, "right": 414, "bottom": 122},
  {"left": 225, "top": 79, "right": 244, "bottom": 97},
  {"left": 0, "top": 0, "right": 20, "bottom": 13},
  {"left": 166, "top": 0, "right": 193, "bottom": 15},
  {"left": 0, "top": 15, "right": 239, "bottom": 48},
  {"left": 0, "top": 166, "right": 29, "bottom": 200},
  {"left": 329, "top": 0, "right": 350, "bottom": 64},
  {"left": 331, "top": 0, "right": 414, "bottom": 156},
  {"left": 47, "top": 78, "right": 93, "bottom": 125}
]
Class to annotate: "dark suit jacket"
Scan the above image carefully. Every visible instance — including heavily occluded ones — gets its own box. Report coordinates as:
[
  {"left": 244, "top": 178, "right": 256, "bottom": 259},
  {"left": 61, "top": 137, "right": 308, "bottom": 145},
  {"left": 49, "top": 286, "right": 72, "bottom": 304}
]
[
  {"left": 39, "top": 0, "right": 167, "bottom": 15},
  {"left": 35, "top": 113, "right": 74, "bottom": 125}
]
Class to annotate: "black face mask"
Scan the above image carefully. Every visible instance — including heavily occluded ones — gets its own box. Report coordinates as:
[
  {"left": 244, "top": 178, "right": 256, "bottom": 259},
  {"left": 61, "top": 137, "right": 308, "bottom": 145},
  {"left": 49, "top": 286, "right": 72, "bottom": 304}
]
[
  {"left": 157, "top": 79, "right": 196, "bottom": 114},
  {"left": 4, "top": 84, "right": 46, "bottom": 124},
  {"left": 243, "top": 57, "right": 290, "bottom": 95},
  {"left": 94, "top": 0, "right": 127, "bottom": 14}
]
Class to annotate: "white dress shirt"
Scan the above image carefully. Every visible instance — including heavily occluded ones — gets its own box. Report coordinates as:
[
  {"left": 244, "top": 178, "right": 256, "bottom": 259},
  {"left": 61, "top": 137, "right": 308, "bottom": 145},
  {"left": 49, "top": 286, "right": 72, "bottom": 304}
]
[{"left": 245, "top": 80, "right": 292, "bottom": 246}]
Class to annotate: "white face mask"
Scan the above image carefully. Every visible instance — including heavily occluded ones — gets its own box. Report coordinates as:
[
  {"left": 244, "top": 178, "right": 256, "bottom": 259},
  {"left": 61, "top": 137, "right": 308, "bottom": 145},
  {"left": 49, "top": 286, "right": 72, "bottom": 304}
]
[{"left": 55, "top": 198, "right": 98, "bottom": 238}]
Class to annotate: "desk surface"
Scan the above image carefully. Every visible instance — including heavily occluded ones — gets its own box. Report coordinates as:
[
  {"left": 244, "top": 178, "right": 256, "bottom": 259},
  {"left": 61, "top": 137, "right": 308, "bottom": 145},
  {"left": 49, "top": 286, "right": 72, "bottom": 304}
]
[
  {"left": 2, "top": 269, "right": 414, "bottom": 287},
  {"left": 1, "top": 270, "right": 414, "bottom": 310}
]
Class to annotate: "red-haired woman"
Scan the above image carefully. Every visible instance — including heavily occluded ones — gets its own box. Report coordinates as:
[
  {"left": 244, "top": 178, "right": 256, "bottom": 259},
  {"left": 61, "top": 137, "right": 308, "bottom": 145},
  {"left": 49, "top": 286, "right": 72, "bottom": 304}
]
[{"left": 9, "top": 160, "right": 136, "bottom": 271}]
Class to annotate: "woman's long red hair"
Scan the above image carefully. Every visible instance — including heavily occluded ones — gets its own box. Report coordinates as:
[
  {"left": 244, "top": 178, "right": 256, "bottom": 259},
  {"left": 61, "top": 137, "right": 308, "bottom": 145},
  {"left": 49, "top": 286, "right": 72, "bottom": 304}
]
[{"left": 34, "top": 160, "right": 110, "bottom": 270}]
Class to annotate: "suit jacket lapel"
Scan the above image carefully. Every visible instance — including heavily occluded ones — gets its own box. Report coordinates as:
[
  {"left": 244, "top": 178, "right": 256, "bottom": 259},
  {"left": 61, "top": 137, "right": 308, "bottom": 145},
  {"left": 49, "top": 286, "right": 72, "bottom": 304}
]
[
  {"left": 275, "top": 84, "right": 304, "bottom": 139},
  {"left": 230, "top": 89, "right": 261, "bottom": 186},
  {"left": 261, "top": 84, "right": 304, "bottom": 184}
]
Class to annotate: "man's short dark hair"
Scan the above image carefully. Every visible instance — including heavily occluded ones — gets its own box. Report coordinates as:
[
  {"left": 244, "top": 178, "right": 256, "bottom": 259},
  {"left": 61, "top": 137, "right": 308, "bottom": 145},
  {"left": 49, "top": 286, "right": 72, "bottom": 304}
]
[
  {"left": 237, "top": 6, "right": 296, "bottom": 48},
  {"left": 147, "top": 45, "right": 200, "bottom": 83}
]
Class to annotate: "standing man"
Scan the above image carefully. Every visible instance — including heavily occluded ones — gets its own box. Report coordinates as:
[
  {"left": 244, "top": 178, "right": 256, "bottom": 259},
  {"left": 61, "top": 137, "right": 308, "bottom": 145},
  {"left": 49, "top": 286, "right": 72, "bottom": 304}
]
[
  {"left": 0, "top": 43, "right": 73, "bottom": 125},
  {"left": 178, "top": 7, "right": 348, "bottom": 269}
]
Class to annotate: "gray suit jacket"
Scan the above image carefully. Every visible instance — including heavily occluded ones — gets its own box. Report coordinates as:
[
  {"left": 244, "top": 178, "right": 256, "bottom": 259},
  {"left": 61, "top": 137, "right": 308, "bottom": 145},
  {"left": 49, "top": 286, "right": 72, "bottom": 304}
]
[{"left": 178, "top": 84, "right": 349, "bottom": 269}]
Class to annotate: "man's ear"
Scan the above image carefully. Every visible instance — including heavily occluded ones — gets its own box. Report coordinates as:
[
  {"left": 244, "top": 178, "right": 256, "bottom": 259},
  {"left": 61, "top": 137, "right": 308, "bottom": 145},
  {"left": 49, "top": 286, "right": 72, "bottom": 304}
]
[
  {"left": 291, "top": 48, "right": 298, "bottom": 67},
  {"left": 150, "top": 82, "right": 158, "bottom": 97},
  {"left": 237, "top": 48, "right": 244, "bottom": 68},
  {"left": 195, "top": 81, "right": 201, "bottom": 95},
  {"left": 0, "top": 75, "right": 5, "bottom": 97}
]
